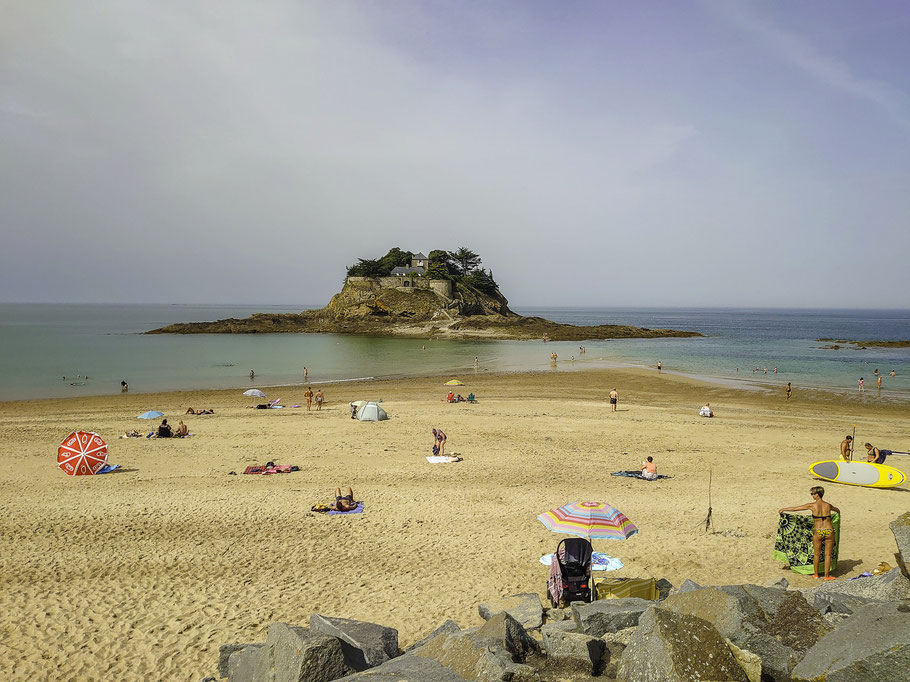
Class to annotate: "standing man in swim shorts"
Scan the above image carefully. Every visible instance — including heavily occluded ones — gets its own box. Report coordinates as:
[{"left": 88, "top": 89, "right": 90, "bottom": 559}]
[
  {"left": 304, "top": 386, "right": 313, "bottom": 411},
  {"left": 657, "top": 361, "right": 662, "bottom": 374},
  {"left": 609, "top": 388, "right": 618, "bottom": 412},
  {"left": 840, "top": 435, "right": 853, "bottom": 462},
  {"left": 315, "top": 389, "right": 324, "bottom": 410},
  {"left": 786, "top": 382, "right": 792, "bottom": 401}
]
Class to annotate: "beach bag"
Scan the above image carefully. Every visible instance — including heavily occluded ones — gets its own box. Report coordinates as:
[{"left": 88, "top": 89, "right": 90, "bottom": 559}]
[{"left": 432, "top": 445, "right": 440, "bottom": 456}]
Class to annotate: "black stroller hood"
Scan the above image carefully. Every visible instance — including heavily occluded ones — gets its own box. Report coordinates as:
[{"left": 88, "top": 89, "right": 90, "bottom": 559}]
[{"left": 558, "top": 537, "right": 593, "bottom": 569}]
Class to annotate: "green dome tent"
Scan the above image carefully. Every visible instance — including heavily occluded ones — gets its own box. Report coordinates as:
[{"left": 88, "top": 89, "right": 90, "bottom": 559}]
[{"left": 356, "top": 402, "right": 388, "bottom": 421}]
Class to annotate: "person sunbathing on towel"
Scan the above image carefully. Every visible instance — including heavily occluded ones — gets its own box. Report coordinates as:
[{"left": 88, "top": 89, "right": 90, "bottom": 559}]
[
  {"left": 641, "top": 456, "right": 658, "bottom": 480},
  {"left": 330, "top": 487, "right": 356, "bottom": 511}
]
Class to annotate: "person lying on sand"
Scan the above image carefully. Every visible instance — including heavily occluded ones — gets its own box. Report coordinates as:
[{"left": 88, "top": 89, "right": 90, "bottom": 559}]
[
  {"left": 330, "top": 487, "right": 357, "bottom": 511},
  {"left": 779, "top": 486, "right": 840, "bottom": 580},
  {"left": 699, "top": 403, "right": 714, "bottom": 417},
  {"left": 186, "top": 408, "right": 214, "bottom": 415}
]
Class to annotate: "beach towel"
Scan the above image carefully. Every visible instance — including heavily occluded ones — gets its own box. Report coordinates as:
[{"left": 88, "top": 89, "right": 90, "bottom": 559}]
[
  {"left": 540, "top": 552, "right": 623, "bottom": 572},
  {"left": 611, "top": 470, "right": 670, "bottom": 480},
  {"left": 548, "top": 556, "right": 563, "bottom": 605},
  {"left": 774, "top": 511, "right": 840, "bottom": 575},
  {"left": 426, "top": 456, "right": 461, "bottom": 463},
  {"left": 328, "top": 502, "right": 363, "bottom": 515},
  {"left": 243, "top": 466, "right": 265, "bottom": 475},
  {"left": 96, "top": 464, "right": 121, "bottom": 474}
]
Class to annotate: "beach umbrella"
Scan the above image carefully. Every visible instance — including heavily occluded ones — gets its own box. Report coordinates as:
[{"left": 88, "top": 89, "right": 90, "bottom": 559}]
[
  {"left": 243, "top": 389, "right": 266, "bottom": 398},
  {"left": 57, "top": 431, "right": 108, "bottom": 476},
  {"left": 444, "top": 379, "right": 465, "bottom": 386},
  {"left": 538, "top": 501, "right": 638, "bottom": 541},
  {"left": 137, "top": 410, "right": 164, "bottom": 419}
]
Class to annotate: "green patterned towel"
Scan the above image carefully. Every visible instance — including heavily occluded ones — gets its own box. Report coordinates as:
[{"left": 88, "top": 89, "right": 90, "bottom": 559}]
[{"left": 773, "top": 511, "right": 840, "bottom": 575}]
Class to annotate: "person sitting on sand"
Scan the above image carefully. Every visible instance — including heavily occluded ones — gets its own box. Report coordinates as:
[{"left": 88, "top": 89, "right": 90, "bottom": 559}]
[
  {"left": 456, "top": 394, "right": 464, "bottom": 402},
  {"left": 779, "top": 486, "right": 840, "bottom": 580},
  {"left": 174, "top": 420, "right": 188, "bottom": 437},
  {"left": 432, "top": 428, "right": 447, "bottom": 456},
  {"left": 329, "top": 487, "right": 357, "bottom": 511},
  {"left": 446, "top": 391, "right": 455, "bottom": 403},
  {"left": 840, "top": 435, "right": 853, "bottom": 462},
  {"left": 641, "top": 456, "right": 658, "bottom": 480},
  {"left": 864, "top": 442, "right": 892, "bottom": 464},
  {"left": 157, "top": 419, "right": 173, "bottom": 438},
  {"left": 699, "top": 403, "right": 714, "bottom": 417}
]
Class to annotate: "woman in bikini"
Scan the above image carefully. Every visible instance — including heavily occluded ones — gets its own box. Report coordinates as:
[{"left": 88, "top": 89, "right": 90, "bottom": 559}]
[
  {"left": 330, "top": 487, "right": 356, "bottom": 511},
  {"left": 779, "top": 486, "right": 840, "bottom": 580}
]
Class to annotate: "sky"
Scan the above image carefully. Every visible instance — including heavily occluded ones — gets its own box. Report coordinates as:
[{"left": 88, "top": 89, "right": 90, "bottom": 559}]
[{"left": 2, "top": 1, "right": 909, "bottom": 308}]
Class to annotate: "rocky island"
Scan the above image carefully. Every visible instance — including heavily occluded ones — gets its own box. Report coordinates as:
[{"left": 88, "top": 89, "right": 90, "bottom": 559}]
[{"left": 148, "top": 248, "right": 703, "bottom": 341}]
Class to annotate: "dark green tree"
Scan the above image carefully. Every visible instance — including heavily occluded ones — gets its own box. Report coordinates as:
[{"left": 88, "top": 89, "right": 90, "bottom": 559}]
[
  {"left": 464, "top": 268, "right": 499, "bottom": 295},
  {"left": 346, "top": 258, "right": 386, "bottom": 277},
  {"left": 449, "top": 247, "right": 482, "bottom": 275}
]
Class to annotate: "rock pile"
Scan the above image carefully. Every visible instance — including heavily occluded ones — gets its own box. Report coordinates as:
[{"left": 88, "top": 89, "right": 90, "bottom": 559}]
[{"left": 213, "top": 515, "right": 910, "bottom": 681}]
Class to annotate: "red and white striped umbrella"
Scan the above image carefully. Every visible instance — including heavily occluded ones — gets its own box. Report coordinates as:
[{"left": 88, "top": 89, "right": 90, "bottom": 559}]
[{"left": 57, "top": 431, "right": 108, "bottom": 476}]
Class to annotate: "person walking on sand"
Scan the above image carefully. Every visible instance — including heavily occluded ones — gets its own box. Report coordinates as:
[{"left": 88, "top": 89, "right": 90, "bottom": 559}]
[
  {"left": 609, "top": 388, "right": 618, "bottom": 412},
  {"left": 657, "top": 361, "right": 662, "bottom": 374},
  {"left": 779, "top": 486, "right": 840, "bottom": 580},
  {"left": 786, "top": 382, "right": 792, "bottom": 401},
  {"left": 304, "top": 386, "right": 313, "bottom": 411},
  {"left": 858, "top": 377, "right": 864, "bottom": 393},
  {"left": 314, "top": 389, "right": 324, "bottom": 410},
  {"left": 840, "top": 435, "right": 853, "bottom": 462}
]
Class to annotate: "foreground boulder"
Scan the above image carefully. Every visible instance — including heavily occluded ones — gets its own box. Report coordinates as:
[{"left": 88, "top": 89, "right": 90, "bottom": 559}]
[
  {"left": 791, "top": 601, "right": 910, "bottom": 681},
  {"left": 617, "top": 607, "right": 749, "bottom": 681},
  {"left": 811, "top": 591, "right": 882, "bottom": 616},
  {"left": 334, "top": 655, "right": 468, "bottom": 681},
  {"left": 226, "top": 644, "right": 264, "bottom": 681},
  {"left": 404, "top": 620, "right": 461, "bottom": 654},
  {"left": 412, "top": 612, "right": 540, "bottom": 681},
  {"left": 219, "top": 644, "right": 259, "bottom": 679},
  {"left": 309, "top": 614, "right": 398, "bottom": 671},
  {"left": 477, "top": 593, "right": 544, "bottom": 630},
  {"left": 804, "top": 567, "right": 910, "bottom": 603},
  {"left": 660, "top": 584, "right": 828, "bottom": 681},
  {"left": 541, "top": 627, "right": 605, "bottom": 675},
  {"left": 891, "top": 511, "right": 910, "bottom": 574},
  {"left": 234, "top": 623, "right": 348, "bottom": 682},
  {"left": 572, "top": 598, "right": 652, "bottom": 636}
]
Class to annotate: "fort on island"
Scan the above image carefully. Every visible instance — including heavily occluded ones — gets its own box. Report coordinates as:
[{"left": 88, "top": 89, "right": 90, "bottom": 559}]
[{"left": 148, "top": 248, "right": 702, "bottom": 341}]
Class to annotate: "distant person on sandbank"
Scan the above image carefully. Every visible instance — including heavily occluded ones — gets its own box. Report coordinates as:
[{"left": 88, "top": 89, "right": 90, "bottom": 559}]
[
  {"left": 120, "top": 380, "right": 129, "bottom": 393},
  {"left": 657, "top": 361, "right": 662, "bottom": 374},
  {"left": 779, "top": 486, "right": 840, "bottom": 580},
  {"left": 786, "top": 382, "right": 792, "bottom": 401},
  {"left": 840, "top": 435, "right": 853, "bottom": 462},
  {"left": 304, "top": 366, "right": 308, "bottom": 380},
  {"left": 858, "top": 377, "right": 864, "bottom": 392},
  {"left": 609, "top": 388, "right": 618, "bottom": 412}
]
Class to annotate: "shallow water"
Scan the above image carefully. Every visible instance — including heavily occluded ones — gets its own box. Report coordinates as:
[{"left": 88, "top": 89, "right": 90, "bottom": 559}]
[{"left": 0, "top": 304, "right": 907, "bottom": 401}]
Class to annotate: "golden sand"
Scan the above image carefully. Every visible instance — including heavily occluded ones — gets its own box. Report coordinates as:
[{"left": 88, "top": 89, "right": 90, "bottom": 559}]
[{"left": 1, "top": 368, "right": 907, "bottom": 680}]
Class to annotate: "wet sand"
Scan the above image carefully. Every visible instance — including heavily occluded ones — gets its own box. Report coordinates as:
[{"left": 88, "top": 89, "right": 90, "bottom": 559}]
[{"left": 1, "top": 368, "right": 907, "bottom": 680}]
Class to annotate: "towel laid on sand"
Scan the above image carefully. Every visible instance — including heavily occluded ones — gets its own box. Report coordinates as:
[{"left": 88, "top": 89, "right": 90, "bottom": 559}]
[
  {"left": 540, "top": 552, "right": 624, "bottom": 571},
  {"left": 96, "top": 464, "right": 121, "bottom": 474},
  {"left": 328, "top": 502, "right": 363, "bottom": 515},
  {"left": 773, "top": 511, "right": 840, "bottom": 574},
  {"left": 611, "top": 470, "right": 670, "bottom": 480},
  {"left": 426, "top": 456, "right": 461, "bottom": 463}
]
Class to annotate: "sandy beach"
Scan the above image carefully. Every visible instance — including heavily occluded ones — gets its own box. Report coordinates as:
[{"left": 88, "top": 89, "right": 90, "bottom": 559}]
[{"left": 1, "top": 368, "right": 908, "bottom": 680}]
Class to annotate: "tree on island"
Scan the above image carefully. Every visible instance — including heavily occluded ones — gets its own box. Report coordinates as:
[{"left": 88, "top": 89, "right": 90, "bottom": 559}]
[{"left": 449, "top": 247, "right": 481, "bottom": 275}]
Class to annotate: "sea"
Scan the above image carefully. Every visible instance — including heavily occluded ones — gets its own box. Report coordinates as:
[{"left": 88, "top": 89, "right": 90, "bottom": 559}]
[{"left": 0, "top": 304, "right": 908, "bottom": 402}]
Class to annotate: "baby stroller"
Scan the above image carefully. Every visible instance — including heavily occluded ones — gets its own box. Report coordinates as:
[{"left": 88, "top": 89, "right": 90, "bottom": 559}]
[{"left": 547, "top": 537, "right": 594, "bottom": 607}]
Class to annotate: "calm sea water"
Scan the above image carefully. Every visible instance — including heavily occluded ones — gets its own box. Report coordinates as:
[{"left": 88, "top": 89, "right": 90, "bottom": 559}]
[{"left": 0, "top": 304, "right": 908, "bottom": 401}]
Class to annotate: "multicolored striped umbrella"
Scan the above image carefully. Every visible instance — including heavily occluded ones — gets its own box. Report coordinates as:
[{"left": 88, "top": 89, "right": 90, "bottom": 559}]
[{"left": 538, "top": 501, "right": 638, "bottom": 540}]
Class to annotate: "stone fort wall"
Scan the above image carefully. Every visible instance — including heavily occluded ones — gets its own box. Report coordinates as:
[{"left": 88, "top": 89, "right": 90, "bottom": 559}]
[{"left": 346, "top": 276, "right": 453, "bottom": 300}]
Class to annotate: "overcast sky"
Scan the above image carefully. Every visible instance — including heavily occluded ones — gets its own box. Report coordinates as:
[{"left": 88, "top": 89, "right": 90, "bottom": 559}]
[{"left": 2, "top": 1, "right": 909, "bottom": 308}]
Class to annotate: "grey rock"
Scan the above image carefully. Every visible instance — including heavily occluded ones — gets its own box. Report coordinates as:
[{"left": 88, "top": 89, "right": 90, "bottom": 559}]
[
  {"left": 812, "top": 591, "right": 882, "bottom": 616},
  {"left": 766, "top": 577, "right": 789, "bottom": 590},
  {"left": 791, "top": 601, "right": 910, "bottom": 682},
  {"left": 654, "top": 578, "right": 674, "bottom": 600},
  {"left": 660, "top": 584, "right": 828, "bottom": 681},
  {"left": 601, "top": 628, "right": 635, "bottom": 680},
  {"left": 310, "top": 614, "right": 399, "bottom": 671},
  {"left": 540, "top": 620, "right": 578, "bottom": 636},
  {"left": 805, "top": 567, "right": 910, "bottom": 603},
  {"left": 544, "top": 606, "right": 573, "bottom": 622},
  {"left": 822, "top": 611, "right": 852, "bottom": 629},
  {"left": 404, "top": 620, "right": 460, "bottom": 654},
  {"left": 227, "top": 644, "right": 263, "bottom": 682},
  {"left": 541, "top": 628, "right": 606, "bottom": 675},
  {"left": 478, "top": 593, "right": 544, "bottom": 630},
  {"left": 617, "top": 607, "right": 749, "bottom": 681},
  {"left": 250, "top": 623, "right": 348, "bottom": 682},
  {"left": 674, "top": 578, "right": 701, "bottom": 594},
  {"left": 219, "top": 643, "right": 259, "bottom": 679},
  {"left": 334, "top": 654, "right": 469, "bottom": 681},
  {"left": 891, "top": 511, "right": 910, "bottom": 575},
  {"left": 412, "top": 612, "right": 541, "bottom": 681},
  {"left": 572, "top": 598, "right": 652, "bottom": 636}
]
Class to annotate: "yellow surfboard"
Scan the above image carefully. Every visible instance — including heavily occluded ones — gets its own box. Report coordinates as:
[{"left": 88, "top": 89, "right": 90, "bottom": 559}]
[{"left": 809, "top": 460, "right": 906, "bottom": 488}]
